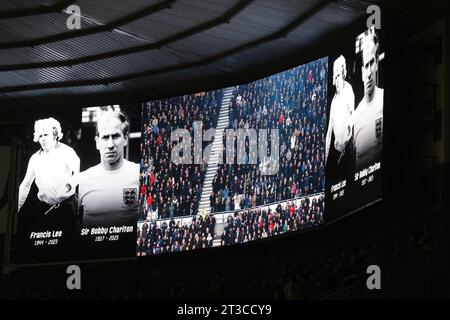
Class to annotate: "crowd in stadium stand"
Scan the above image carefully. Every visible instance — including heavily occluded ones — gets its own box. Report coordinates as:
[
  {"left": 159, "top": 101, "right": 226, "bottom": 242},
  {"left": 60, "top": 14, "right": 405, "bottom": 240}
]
[
  {"left": 139, "top": 91, "right": 223, "bottom": 220},
  {"left": 136, "top": 213, "right": 216, "bottom": 256},
  {"left": 136, "top": 194, "right": 323, "bottom": 255},
  {"left": 221, "top": 195, "right": 324, "bottom": 245},
  {"left": 210, "top": 58, "right": 327, "bottom": 213}
]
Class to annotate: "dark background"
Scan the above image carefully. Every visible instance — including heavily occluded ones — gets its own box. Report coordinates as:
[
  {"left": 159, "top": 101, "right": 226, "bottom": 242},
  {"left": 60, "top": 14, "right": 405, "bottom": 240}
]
[{"left": 0, "top": 1, "right": 449, "bottom": 300}]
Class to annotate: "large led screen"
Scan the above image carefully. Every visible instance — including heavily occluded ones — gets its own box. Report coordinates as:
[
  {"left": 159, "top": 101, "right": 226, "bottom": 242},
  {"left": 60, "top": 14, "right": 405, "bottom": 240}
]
[
  {"left": 137, "top": 57, "right": 328, "bottom": 256},
  {"left": 14, "top": 105, "right": 141, "bottom": 263},
  {"left": 12, "top": 26, "right": 384, "bottom": 264},
  {"left": 325, "top": 26, "right": 384, "bottom": 222}
]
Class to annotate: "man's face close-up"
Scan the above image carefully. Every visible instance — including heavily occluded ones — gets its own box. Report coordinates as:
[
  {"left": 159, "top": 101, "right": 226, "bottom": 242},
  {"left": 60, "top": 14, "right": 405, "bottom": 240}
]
[
  {"left": 362, "top": 37, "right": 378, "bottom": 102},
  {"left": 333, "top": 65, "right": 344, "bottom": 94},
  {"left": 96, "top": 115, "right": 127, "bottom": 167},
  {"left": 38, "top": 128, "right": 56, "bottom": 152}
]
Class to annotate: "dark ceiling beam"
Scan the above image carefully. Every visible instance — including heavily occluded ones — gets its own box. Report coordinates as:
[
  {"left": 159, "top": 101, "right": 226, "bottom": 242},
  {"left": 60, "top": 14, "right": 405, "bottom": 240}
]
[
  {"left": 0, "top": 16, "right": 368, "bottom": 109},
  {"left": 0, "top": 0, "right": 75, "bottom": 20},
  {"left": 0, "top": 0, "right": 333, "bottom": 94},
  {"left": 0, "top": 0, "right": 176, "bottom": 49},
  {"left": 0, "top": 0, "right": 255, "bottom": 71}
]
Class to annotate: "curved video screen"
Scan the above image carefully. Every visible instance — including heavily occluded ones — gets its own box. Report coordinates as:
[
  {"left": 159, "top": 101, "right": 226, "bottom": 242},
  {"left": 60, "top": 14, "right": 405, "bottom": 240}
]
[
  {"left": 137, "top": 57, "right": 328, "bottom": 256},
  {"left": 325, "top": 26, "right": 384, "bottom": 222},
  {"left": 13, "top": 26, "right": 383, "bottom": 264}
]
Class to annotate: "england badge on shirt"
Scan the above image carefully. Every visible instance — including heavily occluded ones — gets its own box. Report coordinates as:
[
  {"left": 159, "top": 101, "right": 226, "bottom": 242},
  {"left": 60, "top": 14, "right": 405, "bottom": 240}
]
[
  {"left": 375, "top": 117, "right": 382, "bottom": 139},
  {"left": 123, "top": 188, "right": 137, "bottom": 207}
]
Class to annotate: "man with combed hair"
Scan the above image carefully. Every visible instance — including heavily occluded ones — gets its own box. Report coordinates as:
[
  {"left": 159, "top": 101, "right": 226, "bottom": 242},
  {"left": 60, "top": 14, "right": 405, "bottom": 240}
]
[
  {"left": 353, "top": 28, "right": 383, "bottom": 171},
  {"left": 18, "top": 117, "right": 79, "bottom": 221},
  {"left": 78, "top": 110, "right": 139, "bottom": 228}
]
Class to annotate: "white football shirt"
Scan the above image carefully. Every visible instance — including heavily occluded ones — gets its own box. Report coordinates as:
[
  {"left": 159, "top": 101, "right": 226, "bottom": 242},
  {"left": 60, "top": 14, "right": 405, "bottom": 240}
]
[
  {"left": 23, "top": 143, "right": 79, "bottom": 206},
  {"left": 330, "top": 82, "right": 355, "bottom": 153},
  {"left": 354, "top": 87, "right": 383, "bottom": 170},
  {"left": 78, "top": 159, "right": 140, "bottom": 227}
]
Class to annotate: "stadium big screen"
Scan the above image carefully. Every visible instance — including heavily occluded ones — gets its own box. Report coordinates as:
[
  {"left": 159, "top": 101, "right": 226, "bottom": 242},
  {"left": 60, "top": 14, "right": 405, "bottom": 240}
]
[
  {"left": 137, "top": 57, "right": 328, "bottom": 256},
  {"left": 13, "top": 26, "right": 384, "bottom": 264},
  {"left": 324, "top": 26, "right": 384, "bottom": 222},
  {"left": 14, "top": 105, "right": 141, "bottom": 263}
]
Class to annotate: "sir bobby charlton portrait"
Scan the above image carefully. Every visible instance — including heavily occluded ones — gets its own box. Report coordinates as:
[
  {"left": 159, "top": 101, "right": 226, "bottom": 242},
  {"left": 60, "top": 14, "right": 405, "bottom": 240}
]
[
  {"left": 78, "top": 110, "right": 140, "bottom": 228},
  {"left": 353, "top": 28, "right": 383, "bottom": 171}
]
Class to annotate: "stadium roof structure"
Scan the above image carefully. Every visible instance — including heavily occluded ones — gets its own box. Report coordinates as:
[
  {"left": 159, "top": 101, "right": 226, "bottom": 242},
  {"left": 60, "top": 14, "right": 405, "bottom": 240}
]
[{"left": 0, "top": 0, "right": 438, "bottom": 108}]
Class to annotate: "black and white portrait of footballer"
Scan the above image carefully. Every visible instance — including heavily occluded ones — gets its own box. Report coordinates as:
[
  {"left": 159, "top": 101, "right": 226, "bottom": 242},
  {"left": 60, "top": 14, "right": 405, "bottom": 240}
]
[
  {"left": 15, "top": 105, "right": 142, "bottom": 263},
  {"left": 353, "top": 26, "right": 383, "bottom": 172},
  {"left": 16, "top": 117, "right": 79, "bottom": 260},
  {"left": 325, "top": 26, "right": 384, "bottom": 222},
  {"left": 78, "top": 109, "right": 140, "bottom": 229}
]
